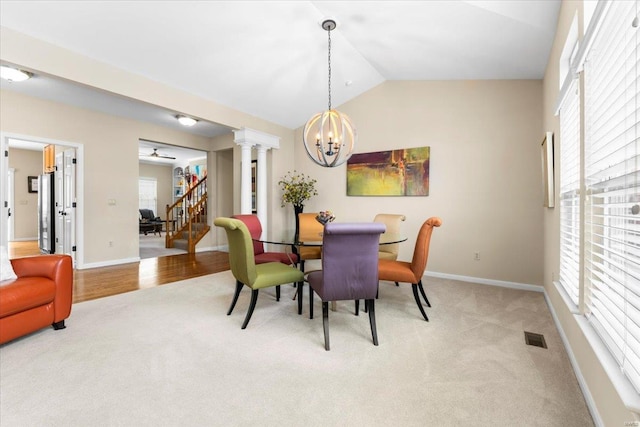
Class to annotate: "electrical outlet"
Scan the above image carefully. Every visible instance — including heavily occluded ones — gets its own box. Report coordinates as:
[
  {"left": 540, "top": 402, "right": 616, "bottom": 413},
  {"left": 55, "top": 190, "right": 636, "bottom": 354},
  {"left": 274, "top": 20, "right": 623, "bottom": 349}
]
[
  {"left": 109, "top": 241, "right": 113, "bottom": 247},
  {"left": 474, "top": 252, "right": 480, "bottom": 261}
]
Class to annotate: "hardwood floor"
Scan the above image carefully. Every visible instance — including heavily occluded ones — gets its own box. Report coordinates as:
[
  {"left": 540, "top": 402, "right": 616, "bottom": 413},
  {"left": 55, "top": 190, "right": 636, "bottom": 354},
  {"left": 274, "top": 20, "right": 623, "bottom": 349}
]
[{"left": 8, "top": 241, "right": 230, "bottom": 303}]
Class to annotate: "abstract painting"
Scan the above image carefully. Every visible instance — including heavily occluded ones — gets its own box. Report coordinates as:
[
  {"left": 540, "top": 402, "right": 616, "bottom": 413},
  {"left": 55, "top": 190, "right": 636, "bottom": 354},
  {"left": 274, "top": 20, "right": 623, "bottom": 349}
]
[{"left": 347, "top": 146, "right": 430, "bottom": 196}]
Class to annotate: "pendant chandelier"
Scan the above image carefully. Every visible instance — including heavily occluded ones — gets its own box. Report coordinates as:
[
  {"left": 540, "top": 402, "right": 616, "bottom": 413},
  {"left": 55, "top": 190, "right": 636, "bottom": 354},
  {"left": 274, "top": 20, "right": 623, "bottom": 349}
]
[{"left": 303, "top": 19, "right": 356, "bottom": 168}]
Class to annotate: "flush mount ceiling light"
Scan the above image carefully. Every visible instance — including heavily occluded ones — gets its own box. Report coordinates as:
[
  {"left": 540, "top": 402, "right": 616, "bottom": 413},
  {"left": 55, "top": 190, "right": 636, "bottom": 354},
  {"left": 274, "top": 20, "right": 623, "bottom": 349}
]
[
  {"left": 176, "top": 115, "right": 197, "bottom": 127},
  {"left": 302, "top": 18, "right": 356, "bottom": 168},
  {"left": 0, "top": 65, "right": 33, "bottom": 82}
]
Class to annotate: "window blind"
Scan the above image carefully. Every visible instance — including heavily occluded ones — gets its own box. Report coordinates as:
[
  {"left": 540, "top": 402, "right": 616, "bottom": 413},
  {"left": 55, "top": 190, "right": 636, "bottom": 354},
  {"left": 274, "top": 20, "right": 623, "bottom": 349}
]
[
  {"left": 558, "top": 77, "right": 581, "bottom": 307},
  {"left": 584, "top": 0, "right": 640, "bottom": 392},
  {"left": 139, "top": 178, "right": 157, "bottom": 213}
]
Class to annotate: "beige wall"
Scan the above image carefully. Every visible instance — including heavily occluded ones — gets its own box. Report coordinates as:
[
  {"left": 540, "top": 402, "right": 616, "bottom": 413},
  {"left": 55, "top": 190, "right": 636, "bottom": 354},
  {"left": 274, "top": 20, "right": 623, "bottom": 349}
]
[
  {"left": 541, "top": 1, "right": 631, "bottom": 425},
  {"left": 294, "top": 80, "right": 544, "bottom": 286},
  {"left": 0, "top": 89, "right": 217, "bottom": 266},
  {"left": 8, "top": 147, "right": 41, "bottom": 240},
  {"left": 1, "top": 25, "right": 299, "bottom": 263},
  {"left": 138, "top": 162, "right": 172, "bottom": 218}
]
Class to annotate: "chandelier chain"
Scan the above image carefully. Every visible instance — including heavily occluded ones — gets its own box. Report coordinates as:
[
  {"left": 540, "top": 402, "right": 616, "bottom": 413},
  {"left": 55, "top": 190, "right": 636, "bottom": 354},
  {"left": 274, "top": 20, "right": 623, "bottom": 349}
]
[{"left": 327, "top": 25, "right": 332, "bottom": 111}]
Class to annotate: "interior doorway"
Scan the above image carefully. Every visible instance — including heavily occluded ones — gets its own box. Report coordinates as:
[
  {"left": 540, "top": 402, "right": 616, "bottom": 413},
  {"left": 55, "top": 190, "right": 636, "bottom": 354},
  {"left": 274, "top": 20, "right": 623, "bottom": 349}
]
[
  {"left": 138, "top": 139, "right": 208, "bottom": 259},
  {"left": 1, "top": 134, "right": 81, "bottom": 266}
]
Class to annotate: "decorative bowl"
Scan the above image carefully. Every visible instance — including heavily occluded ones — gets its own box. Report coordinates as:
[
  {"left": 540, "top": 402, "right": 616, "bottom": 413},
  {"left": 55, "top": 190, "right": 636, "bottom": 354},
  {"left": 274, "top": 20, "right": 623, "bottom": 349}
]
[{"left": 315, "top": 210, "right": 335, "bottom": 225}]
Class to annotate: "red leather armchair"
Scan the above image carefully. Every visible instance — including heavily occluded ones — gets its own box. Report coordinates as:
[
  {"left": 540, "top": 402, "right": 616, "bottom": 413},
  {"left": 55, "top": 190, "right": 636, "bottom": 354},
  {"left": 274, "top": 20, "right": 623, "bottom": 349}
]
[{"left": 0, "top": 254, "right": 73, "bottom": 345}]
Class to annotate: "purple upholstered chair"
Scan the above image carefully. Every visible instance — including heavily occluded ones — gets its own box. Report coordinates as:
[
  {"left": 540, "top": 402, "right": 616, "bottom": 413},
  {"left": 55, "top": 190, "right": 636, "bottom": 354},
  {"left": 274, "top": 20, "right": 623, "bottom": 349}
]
[
  {"left": 232, "top": 214, "right": 299, "bottom": 266},
  {"left": 307, "top": 222, "right": 386, "bottom": 351}
]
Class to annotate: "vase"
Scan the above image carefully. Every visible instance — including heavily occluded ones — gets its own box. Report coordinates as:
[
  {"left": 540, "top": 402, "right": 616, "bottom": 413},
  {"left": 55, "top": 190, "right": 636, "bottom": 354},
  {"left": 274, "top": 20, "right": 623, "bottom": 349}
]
[{"left": 293, "top": 204, "right": 304, "bottom": 255}]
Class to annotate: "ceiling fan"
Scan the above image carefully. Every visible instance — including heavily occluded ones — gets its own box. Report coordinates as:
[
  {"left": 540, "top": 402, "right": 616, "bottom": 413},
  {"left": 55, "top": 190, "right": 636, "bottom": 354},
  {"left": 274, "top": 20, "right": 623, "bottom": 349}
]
[{"left": 142, "top": 148, "right": 176, "bottom": 160}]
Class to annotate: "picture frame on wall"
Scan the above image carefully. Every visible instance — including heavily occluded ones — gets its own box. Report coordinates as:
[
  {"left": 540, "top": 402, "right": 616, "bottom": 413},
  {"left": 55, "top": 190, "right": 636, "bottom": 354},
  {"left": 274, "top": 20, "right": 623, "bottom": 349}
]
[
  {"left": 28, "top": 176, "right": 38, "bottom": 193},
  {"left": 541, "top": 132, "right": 554, "bottom": 208},
  {"left": 346, "top": 146, "right": 430, "bottom": 196},
  {"left": 251, "top": 160, "right": 257, "bottom": 213}
]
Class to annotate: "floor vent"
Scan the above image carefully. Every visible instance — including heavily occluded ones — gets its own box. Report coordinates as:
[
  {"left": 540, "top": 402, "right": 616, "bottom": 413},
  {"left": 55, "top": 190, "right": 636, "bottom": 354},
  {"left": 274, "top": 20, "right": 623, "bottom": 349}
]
[{"left": 524, "top": 331, "right": 547, "bottom": 349}]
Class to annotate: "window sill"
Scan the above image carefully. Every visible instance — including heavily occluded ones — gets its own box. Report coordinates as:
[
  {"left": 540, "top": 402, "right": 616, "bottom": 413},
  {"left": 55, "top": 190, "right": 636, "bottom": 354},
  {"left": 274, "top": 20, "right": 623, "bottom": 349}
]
[
  {"left": 551, "top": 280, "right": 640, "bottom": 415},
  {"left": 573, "top": 314, "right": 640, "bottom": 414}
]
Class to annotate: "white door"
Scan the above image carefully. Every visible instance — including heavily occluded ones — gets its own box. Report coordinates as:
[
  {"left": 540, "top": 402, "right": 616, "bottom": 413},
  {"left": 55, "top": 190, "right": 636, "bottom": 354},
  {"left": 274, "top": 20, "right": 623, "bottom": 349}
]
[
  {"left": 55, "top": 149, "right": 76, "bottom": 264},
  {"left": 0, "top": 138, "right": 8, "bottom": 248},
  {"left": 7, "top": 168, "right": 14, "bottom": 242}
]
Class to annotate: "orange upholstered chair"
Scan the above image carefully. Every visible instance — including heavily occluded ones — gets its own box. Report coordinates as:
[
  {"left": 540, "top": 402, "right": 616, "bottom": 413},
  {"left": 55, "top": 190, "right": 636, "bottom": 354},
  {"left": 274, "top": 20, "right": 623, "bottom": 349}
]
[
  {"left": 231, "top": 214, "right": 298, "bottom": 266},
  {"left": 297, "top": 213, "right": 324, "bottom": 272},
  {"left": 378, "top": 217, "right": 442, "bottom": 321}
]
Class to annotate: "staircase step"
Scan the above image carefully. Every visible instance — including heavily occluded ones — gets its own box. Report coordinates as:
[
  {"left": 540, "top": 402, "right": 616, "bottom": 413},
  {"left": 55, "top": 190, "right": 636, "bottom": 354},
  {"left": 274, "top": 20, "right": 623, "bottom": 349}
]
[{"left": 173, "top": 239, "right": 189, "bottom": 251}]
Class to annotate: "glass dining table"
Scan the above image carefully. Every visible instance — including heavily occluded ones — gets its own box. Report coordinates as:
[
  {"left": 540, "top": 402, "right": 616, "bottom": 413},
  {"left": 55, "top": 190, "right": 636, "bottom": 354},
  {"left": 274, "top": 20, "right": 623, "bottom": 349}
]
[{"left": 253, "top": 232, "right": 408, "bottom": 315}]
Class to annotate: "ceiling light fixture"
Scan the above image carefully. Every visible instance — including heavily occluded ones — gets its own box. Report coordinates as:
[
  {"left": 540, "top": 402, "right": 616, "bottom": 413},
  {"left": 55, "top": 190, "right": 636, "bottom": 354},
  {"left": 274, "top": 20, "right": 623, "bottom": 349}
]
[
  {"left": 0, "top": 65, "right": 32, "bottom": 82},
  {"left": 176, "top": 115, "right": 197, "bottom": 127},
  {"left": 302, "top": 18, "right": 356, "bottom": 168}
]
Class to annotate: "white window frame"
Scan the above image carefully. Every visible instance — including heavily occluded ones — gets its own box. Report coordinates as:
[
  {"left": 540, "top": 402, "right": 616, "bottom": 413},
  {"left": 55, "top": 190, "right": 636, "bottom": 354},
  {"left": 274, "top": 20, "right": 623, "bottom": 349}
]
[
  {"left": 138, "top": 177, "right": 157, "bottom": 214},
  {"left": 555, "top": 0, "right": 640, "bottom": 413}
]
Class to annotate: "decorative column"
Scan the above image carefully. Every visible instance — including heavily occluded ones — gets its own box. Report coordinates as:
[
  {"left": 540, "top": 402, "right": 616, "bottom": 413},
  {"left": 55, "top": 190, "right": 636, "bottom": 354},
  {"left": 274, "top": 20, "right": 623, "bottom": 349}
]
[
  {"left": 233, "top": 128, "right": 280, "bottom": 235},
  {"left": 237, "top": 141, "right": 253, "bottom": 214},
  {"left": 255, "top": 145, "right": 268, "bottom": 227}
]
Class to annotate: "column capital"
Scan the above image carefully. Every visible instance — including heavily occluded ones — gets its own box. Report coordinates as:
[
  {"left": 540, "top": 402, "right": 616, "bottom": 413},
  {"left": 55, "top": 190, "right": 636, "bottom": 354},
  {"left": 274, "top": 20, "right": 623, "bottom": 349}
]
[{"left": 233, "top": 127, "right": 280, "bottom": 149}]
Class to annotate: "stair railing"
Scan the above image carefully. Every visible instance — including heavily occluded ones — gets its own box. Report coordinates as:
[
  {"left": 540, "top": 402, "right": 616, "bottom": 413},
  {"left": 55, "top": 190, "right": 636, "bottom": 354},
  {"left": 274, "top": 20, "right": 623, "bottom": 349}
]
[{"left": 165, "top": 176, "right": 209, "bottom": 252}]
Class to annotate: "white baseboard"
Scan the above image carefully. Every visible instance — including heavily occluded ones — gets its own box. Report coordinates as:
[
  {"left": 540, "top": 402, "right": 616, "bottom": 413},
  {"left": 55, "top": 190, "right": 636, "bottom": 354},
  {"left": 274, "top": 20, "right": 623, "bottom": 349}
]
[
  {"left": 543, "top": 291, "right": 604, "bottom": 427},
  {"left": 77, "top": 257, "right": 140, "bottom": 270},
  {"left": 195, "top": 245, "right": 227, "bottom": 252},
  {"left": 78, "top": 248, "right": 229, "bottom": 269},
  {"left": 423, "top": 271, "right": 543, "bottom": 293}
]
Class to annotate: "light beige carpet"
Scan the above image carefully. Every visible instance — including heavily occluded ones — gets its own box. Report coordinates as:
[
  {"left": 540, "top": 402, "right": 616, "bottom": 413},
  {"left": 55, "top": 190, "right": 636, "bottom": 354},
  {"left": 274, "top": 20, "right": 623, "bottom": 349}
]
[{"left": 0, "top": 271, "right": 594, "bottom": 426}]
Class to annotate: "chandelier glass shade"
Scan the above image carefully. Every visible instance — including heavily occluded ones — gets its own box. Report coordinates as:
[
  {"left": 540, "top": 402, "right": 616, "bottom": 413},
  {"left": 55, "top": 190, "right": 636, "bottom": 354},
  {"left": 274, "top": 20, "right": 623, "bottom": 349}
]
[{"left": 302, "top": 18, "right": 356, "bottom": 168}]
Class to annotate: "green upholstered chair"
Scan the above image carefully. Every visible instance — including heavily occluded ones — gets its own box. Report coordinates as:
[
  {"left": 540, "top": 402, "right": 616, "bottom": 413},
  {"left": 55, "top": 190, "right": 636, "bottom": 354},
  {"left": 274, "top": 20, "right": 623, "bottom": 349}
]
[{"left": 214, "top": 217, "right": 304, "bottom": 329}]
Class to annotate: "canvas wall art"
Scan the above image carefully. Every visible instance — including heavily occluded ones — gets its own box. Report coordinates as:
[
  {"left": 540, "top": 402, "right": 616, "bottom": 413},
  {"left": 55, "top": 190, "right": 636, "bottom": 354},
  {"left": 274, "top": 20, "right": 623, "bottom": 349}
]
[{"left": 347, "top": 146, "right": 430, "bottom": 196}]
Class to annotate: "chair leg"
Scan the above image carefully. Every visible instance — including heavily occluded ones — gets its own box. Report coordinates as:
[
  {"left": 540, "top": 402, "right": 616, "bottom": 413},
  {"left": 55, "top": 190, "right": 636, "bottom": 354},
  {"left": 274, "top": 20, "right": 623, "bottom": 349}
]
[
  {"left": 364, "top": 288, "right": 377, "bottom": 314},
  {"left": 367, "top": 299, "right": 379, "bottom": 346},
  {"left": 241, "top": 289, "right": 259, "bottom": 329},
  {"left": 418, "top": 280, "right": 431, "bottom": 307},
  {"left": 412, "top": 284, "right": 429, "bottom": 321},
  {"left": 355, "top": 300, "right": 360, "bottom": 316},
  {"left": 395, "top": 282, "right": 399, "bottom": 287},
  {"left": 227, "top": 280, "right": 243, "bottom": 315},
  {"left": 297, "top": 281, "right": 304, "bottom": 315},
  {"left": 52, "top": 320, "right": 66, "bottom": 330},
  {"left": 276, "top": 285, "right": 281, "bottom": 301},
  {"left": 309, "top": 287, "right": 314, "bottom": 319},
  {"left": 322, "top": 301, "right": 330, "bottom": 351}
]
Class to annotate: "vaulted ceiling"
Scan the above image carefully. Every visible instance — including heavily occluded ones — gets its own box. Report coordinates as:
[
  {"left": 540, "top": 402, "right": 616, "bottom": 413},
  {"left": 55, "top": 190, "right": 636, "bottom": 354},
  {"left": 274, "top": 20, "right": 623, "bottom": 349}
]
[{"left": 0, "top": 0, "right": 561, "bottom": 136}]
